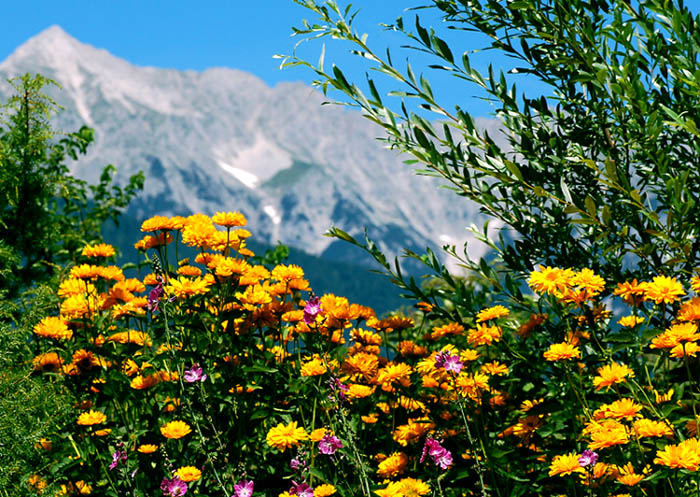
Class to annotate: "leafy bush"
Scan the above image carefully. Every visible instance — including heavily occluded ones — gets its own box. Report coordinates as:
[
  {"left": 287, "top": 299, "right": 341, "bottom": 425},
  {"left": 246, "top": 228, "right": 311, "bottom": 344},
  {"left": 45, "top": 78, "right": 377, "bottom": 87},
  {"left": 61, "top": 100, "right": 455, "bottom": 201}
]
[{"left": 0, "top": 74, "right": 143, "bottom": 494}]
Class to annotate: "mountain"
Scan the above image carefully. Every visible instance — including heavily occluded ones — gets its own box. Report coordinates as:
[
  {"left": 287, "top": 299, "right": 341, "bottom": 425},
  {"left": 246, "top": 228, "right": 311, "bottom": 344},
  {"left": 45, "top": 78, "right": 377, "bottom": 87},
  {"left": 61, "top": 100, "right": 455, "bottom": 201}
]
[{"left": 0, "top": 25, "right": 495, "bottom": 270}]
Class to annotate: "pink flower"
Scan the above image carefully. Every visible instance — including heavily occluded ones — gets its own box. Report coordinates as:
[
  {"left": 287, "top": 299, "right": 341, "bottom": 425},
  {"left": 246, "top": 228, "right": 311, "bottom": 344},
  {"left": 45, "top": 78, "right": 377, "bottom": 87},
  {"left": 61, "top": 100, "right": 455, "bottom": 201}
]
[
  {"left": 578, "top": 450, "right": 598, "bottom": 468},
  {"left": 109, "top": 449, "right": 127, "bottom": 470},
  {"left": 233, "top": 480, "right": 254, "bottom": 497},
  {"left": 184, "top": 363, "right": 207, "bottom": 383},
  {"left": 290, "top": 481, "right": 314, "bottom": 497},
  {"left": 420, "top": 437, "right": 453, "bottom": 470},
  {"left": 318, "top": 434, "right": 343, "bottom": 455},
  {"left": 434, "top": 351, "right": 463, "bottom": 374},
  {"left": 303, "top": 296, "right": 322, "bottom": 324},
  {"left": 328, "top": 377, "right": 348, "bottom": 401},
  {"left": 147, "top": 279, "right": 165, "bottom": 312},
  {"left": 160, "top": 477, "right": 188, "bottom": 496}
]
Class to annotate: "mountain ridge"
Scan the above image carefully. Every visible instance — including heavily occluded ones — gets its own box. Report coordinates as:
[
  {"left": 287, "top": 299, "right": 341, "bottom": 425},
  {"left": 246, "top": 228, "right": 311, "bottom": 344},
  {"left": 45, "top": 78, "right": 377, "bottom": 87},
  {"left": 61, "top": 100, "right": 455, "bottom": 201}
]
[{"left": 0, "top": 25, "right": 492, "bottom": 269}]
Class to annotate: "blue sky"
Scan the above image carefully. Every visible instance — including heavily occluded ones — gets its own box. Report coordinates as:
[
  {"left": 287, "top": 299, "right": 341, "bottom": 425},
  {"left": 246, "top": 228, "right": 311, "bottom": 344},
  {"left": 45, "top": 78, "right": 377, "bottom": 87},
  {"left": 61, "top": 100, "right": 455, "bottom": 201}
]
[
  {"left": 0, "top": 1, "right": 535, "bottom": 117},
  {"left": 0, "top": 1, "right": 637, "bottom": 118}
]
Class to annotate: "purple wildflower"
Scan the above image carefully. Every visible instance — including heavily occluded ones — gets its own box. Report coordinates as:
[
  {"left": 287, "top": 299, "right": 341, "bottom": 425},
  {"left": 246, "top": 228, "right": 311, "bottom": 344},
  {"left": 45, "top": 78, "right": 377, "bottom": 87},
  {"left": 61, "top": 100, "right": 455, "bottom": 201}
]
[
  {"left": 160, "top": 477, "right": 188, "bottom": 496},
  {"left": 147, "top": 279, "right": 165, "bottom": 312},
  {"left": 303, "top": 296, "right": 322, "bottom": 325},
  {"left": 318, "top": 434, "right": 343, "bottom": 455},
  {"left": 434, "top": 351, "right": 463, "bottom": 374},
  {"left": 290, "top": 481, "right": 314, "bottom": 497},
  {"left": 290, "top": 457, "right": 305, "bottom": 471},
  {"left": 233, "top": 480, "right": 254, "bottom": 497},
  {"left": 328, "top": 377, "right": 348, "bottom": 401},
  {"left": 420, "top": 437, "right": 453, "bottom": 470},
  {"left": 184, "top": 363, "right": 207, "bottom": 383},
  {"left": 578, "top": 449, "right": 598, "bottom": 468},
  {"left": 109, "top": 449, "right": 127, "bottom": 470}
]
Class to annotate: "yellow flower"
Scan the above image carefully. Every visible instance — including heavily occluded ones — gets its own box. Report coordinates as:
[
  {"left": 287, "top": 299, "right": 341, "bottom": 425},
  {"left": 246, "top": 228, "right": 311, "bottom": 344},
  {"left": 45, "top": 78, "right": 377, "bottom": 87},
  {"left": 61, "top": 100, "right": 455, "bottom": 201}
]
[
  {"left": 632, "top": 418, "right": 673, "bottom": 438},
  {"left": 592, "top": 362, "right": 634, "bottom": 391},
  {"left": 480, "top": 361, "right": 508, "bottom": 376},
  {"left": 584, "top": 419, "right": 629, "bottom": 450},
  {"left": 212, "top": 211, "right": 247, "bottom": 227},
  {"left": 543, "top": 342, "right": 580, "bottom": 361},
  {"left": 392, "top": 418, "right": 435, "bottom": 447},
  {"left": 467, "top": 323, "right": 502, "bottom": 346},
  {"left": 655, "top": 438, "right": 700, "bottom": 471},
  {"left": 548, "top": 452, "right": 585, "bottom": 476},
  {"left": 309, "top": 428, "right": 328, "bottom": 442},
  {"left": 33, "top": 316, "right": 73, "bottom": 340},
  {"left": 300, "top": 356, "right": 327, "bottom": 377},
  {"left": 615, "top": 462, "right": 647, "bottom": 486},
  {"left": 160, "top": 420, "right": 192, "bottom": 439},
  {"left": 28, "top": 474, "right": 47, "bottom": 492},
  {"left": 166, "top": 275, "right": 213, "bottom": 299},
  {"left": 32, "top": 352, "right": 64, "bottom": 371},
  {"left": 678, "top": 297, "right": 700, "bottom": 321},
  {"left": 107, "top": 330, "right": 152, "bottom": 347},
  {"left": 376, "top": 363, "right": 412, "bottom": 392},
  {"left": 177, "top": 265, "right": 202, "bottom": 277},
  {"left": 643, "top": 275, "right": 684, "bottom": 304},
  {"left": 593, "top": 398, "right": 643, "bottom": 420},
  {"left": 76, "top": 410, "right": 107, "bottom": 426},
  {"left": 529, "top": 266, "right": 573, "bottom": 295},
  {"left": 429, "top": 322, "right": 464, "bottom": 340},
  {"left": 475, "top": 305, "right": 510, "bottom": 322},
  {"left": 75, "top": 481, "right": 92, "bottom": 494},
  {"left": 347, "top": 384, "right": 375, "bottom": 399},
  {"left": 375, "top": 477, "right": 430, "bottom": 497},
  {"left": 614, "top": 279, "right": 647, "bottom": 305},
  {"left": 137, "top": 444, "right": 158, "bottom": 453},
  {"left": 570, "top": 268, "right": 605, "bottom": 295},
  {"left": 361, "top": 413, "right": 378, "bottom": 424},
  {"left": 271, "top": 264, "right": 305, "bottom": 282},
  {"left": 314, "top": 484, "right": 336, "bottom": 497},
  {"left": 175, "top": 466, "right": 202, "bottom": 482},
  {"left": 377, "top": 451, "right": 408, "bottom": 478},
  {"left": 81, "top": 243, "right": 116, "bottom": 258},
  {"left": 266, "top": 421, "right": 308, "bottom": 451},
  {"left": 618, "top": 315, "right": 645, "bottom": 328}
]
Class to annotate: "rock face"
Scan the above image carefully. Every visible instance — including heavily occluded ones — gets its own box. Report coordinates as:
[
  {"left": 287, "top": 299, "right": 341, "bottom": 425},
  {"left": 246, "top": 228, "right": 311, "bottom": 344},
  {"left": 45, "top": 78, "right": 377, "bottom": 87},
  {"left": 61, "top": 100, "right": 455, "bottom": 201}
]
[{"left": 0, "top": 25, "right": 490, "bottom": 265}]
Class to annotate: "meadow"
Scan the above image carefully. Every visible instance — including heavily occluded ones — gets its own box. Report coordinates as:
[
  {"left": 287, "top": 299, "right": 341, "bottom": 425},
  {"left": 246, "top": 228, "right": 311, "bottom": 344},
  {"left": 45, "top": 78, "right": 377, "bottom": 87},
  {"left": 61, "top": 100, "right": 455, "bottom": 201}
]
[{"left": 4, "top": 0, "right": 700, "bottom": 496}]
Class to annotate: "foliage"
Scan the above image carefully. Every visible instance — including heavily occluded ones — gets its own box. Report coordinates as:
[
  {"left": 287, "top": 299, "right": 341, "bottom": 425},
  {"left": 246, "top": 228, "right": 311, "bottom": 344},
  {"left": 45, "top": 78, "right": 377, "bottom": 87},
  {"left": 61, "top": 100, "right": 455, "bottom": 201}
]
[
  {"left": 0, "top": 73, "right": 144, "bottom": 300},
  {"left": 281, "top": 0, "right": 700, "bottom": 285},
  {"left": 0, "top": 74, "right": 143, "bottom": 494}
]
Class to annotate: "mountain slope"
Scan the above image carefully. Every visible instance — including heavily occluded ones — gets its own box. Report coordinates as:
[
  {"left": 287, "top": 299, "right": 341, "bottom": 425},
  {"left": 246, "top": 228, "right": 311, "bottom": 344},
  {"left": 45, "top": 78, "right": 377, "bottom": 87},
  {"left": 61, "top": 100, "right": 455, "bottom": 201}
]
[{"left": 0, "top": 25, "right": 490, "bottom": 267}]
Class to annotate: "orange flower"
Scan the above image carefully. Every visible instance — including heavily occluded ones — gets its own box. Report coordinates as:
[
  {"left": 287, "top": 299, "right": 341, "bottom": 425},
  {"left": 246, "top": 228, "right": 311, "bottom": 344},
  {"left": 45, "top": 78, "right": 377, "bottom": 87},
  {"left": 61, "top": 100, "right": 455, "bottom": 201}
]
[
  {"left": 160, "top": 420, "right": 192, "bottom": 439},
  {"left": 377, "top": 452, "right": 408, "bottom": 478},
  {"left": 529, "top": 266, "right": 573, "bottom": 295},
  {"left": 543, "top": 342, "right": 580, "bottom": 361},
  {"left": 81, "top": 243, "right": 116, "bottom": 258},
  {"left": 137, "top": 444, "right": 158, "bottom": 453},
  {"left": 584, "top": 419, "right": 629, "bottom": 450},
  {"left": 632, "top": 418, "right": 673, "bottom": 438},
  {"left": 548, "top": 452, "right": 585, "bottom": 477},
  {"left": 77, "top": 410, "right": 107, "bottom": 425},
  {"left": 614, "top": 279, "right": 647, "bottom": 305},
  {"left": 467, "top": 323, "right": 502, "bottom": 346},
  {"left": 175, "top": 466, "right": 202, "bottom": 482},
  {"left": 33, "top": 316, "right": 73, "bottom": 340},
  {"left": 643, "top": 275, "right": 684, "bottom": 304},
  {"left": 592, "top": 362, "right": 634, "bottom": 391},
  {"left": 266, "top": 421, "right": 308, "bottom": 451},
  {"left": 654, "top": 438, "right": 700, "bottom": 471},
  {"left": 212, "top": 211, "right": 247, "bottom": 227},
  {"left": 141, "top": 215, "right": 177, "bottom": 232},
  {"left": 475, "top": 305, "right": 510, "bottom": 322}
]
